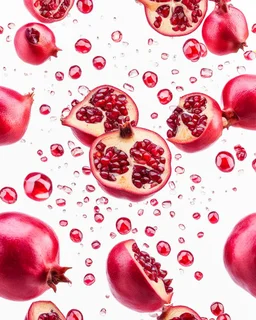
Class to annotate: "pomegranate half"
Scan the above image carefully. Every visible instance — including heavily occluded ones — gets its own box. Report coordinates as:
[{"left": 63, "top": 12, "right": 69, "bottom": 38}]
[
  {"left": 138, "top": 0, "right": 208, "bottom": 37},
  {"left": 0, "top": 211, "right": 70, "bottom": 301},
  {"left": 25, "top": 301, "right": 65, "bottom": 320},
  {"left": 222, "top": 74, "right": 256, "bottom": 129},
  {"left": 166, "top": 93, "right": 224, "bottom": 152},
  {"left": 106, "top": 239, "right": 173, "bottom": 312},
  {"left": 158, "top": 305, "right": 202, "bottom": 320},
  {"left": 61, "top": 85, "right": 139, "bottom": 146},
  {"left": 89, "top": 122, "right": 172, "bottom": 201},
  {"left": 24, "top": 0, "right": 75, "bottom": 23},
  {"left": 0, "top": 86, "right": 34, "bottom": 146}
]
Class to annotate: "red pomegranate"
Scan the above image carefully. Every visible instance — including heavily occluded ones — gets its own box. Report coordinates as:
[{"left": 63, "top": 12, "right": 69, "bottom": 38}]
[
  {"left": 202, "top": 0, "right": 249, "bottom": 55},
  {"left": 89, "top": 122, "right": 172, "bottom": 201},
  {"left": 158, "top": 305, "right": 202, "bottom": 320},
  {"left": 222, "top": 74, "right": 256, "bottom": 129},
  {"left": 166, "top": 93, "right": 225, "bottom": 152},
  {"left": 138, "top": 0, "right": 208, "bottom": 37},
  {"left": 0, "top": 212, "right": 70, "bottom": 301},
  {"left": 24, "top": 0, "right": 75, "bottom": 23},
  {"left": 106, "top": 239, "right": 173, "bottom": 312},
  {"left": 0, "top": 86, "right": 34, "bottom": 146},
  {"left": 25, "top": 301, "right": 65, "bottom": 320},
  {"left": 61, "top": 85, "right": 139, "bottom": 146}
]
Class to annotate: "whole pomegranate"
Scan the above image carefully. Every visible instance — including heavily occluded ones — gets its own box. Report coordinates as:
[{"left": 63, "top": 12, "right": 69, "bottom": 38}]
[
  {"left": 222, "top": 74, "right": 256, "bottom": 129},
  {"left": 166, "top": 93, "right": 225, "bottom": 152},
  {"left": 14, "top": 23, "right": 60, "bottom": 65},
  {"left": 25, "top": 301, "right": 66, "bottom": 320},
  {"left": 89, "top": 122, "right": 172, "bottom": 201},
  {"left": 24, "top": 0, "right": 75, "bottom": 23},
  {"left": 202, "top": 0, "right": 249, "bottom": 55},
  {"left": 158, "top": 305, "right": 202, "bottom": 320},
  {"left": 0, "top": 212, "right": 70, "bottom": 301},
  {"left": 138, "top": 0, "right": 208, "bottom": 37},
  {"left": 61, "top": 85, "right": 139, "bottom": 146},
  {"left": 224, "top": 213, "right": 256, "bottom": 298},
  {"left": 106, "top": 239, "right": 173, "bottom": 312},
  {"left": 0, "top": 86, "right": 34, "bottom": 146}
]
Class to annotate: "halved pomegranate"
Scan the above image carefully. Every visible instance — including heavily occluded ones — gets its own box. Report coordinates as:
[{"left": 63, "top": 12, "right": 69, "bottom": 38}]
[
  {"left": 24, "top": 0, "right": 75, "bottom": 23},
  {"left": 158, "top": 305, "right": 202, "bottom": 320},
  {"left": 25, "top": 301, "right": 65, "bottom": 320},
  {"left": 138, "top": 0, "right": 208, "bottom": 37},
  {"left": 166, "top": 93, "right": 225, "bottom": 152},
  {"left": 89, "top": 122, "right": 172, "bottom": 201},
  {"left": 106, "top": 239, "right": 173, "bottom": 312},
  {"left": 61, "top": 85, "right": 139, "bottom": 146}
]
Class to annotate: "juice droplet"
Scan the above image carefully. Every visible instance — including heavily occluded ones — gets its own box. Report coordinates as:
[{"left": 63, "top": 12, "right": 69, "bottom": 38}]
[
  {"left": 94, "top": 213, "right": 104, "bottom": 223},
  {"left": 157, "top": 89, "right": 173, "bottom": 105},
  {"left": 66, "top": 309, "right": 84, "bottom": 320},
  {"left": 183, "top": 38, "right": 201, "bottom": 62},
  {"left": 244, "top": 50, "right": 256, "bottom": 61},
  {"left": 177, "top": 250, "right": 194, "bottom": 267},
  {"left": 208, "top": 211, "right": 219, "bottom": 224},
  {"left": 50, "top": 144, "right": 64, "bottom": 157},
  {"left": 39, "top": 104, "right": 51, "bottom": 115},
  {"left": 70, "top": 228, "right": 83, "bottom": 243},
  {"left": 92, "top": 56, "right": 106, "bottom": 70},
  {"left": 55, "top": 71, "right": 64, "bottom": 81},
  {"left": 116, "top": 217, "right": 132, "bottom": 235},
  {"left": 193, "top": 212, "right": 201, "bottom": 220},
  {"left": 142, "top": 71, "right": 158, "bottom": 88},
  {"left": 75, "top": 38, "right": 92, "bottom": 53},
  {"left": 211, "top": 302, "right": 225, "bottom": 316},
  {"left": 0, "top": 187, "right": 17, "bottom": 204},
  {"left": 24, "top": 172, "right": 52, "bottom": 201},
  {"left": 0, "top": 26, "right": 4, "bottom": 34},
  {"left": 145, "top": 226, "right": 156, "bottom": 237},
  {"left": 56, "top": 198, "right": 66, "bottom": 206},
  {"left": 76, "top": 0, "right": 93, "bottom": 13},
  {"left": 234, "top": 144, "right": 247, "bottom": 161},
  {"left": 190, "top": 174, "right": 201, "bottom": 183},
  {"left": 111, "top": 30, "right": 123, "bottom": 42},
  {"left": 91, "top": 240, "right": 101, "bottom": 249},
  {"left": 83, "top": 273, "right": 95, "bottom": 286},
  {"left": 156, "top": 241, "right": 171, "bottom": 256},
  {"left": 215, "top": 151, "right": 235, "bottom": 172},
  {"left": 85, "top": 258, "right": 93, "bottom": 266},
  {"left": 59, "top": 220, "right": 68, "bottom": 227},
  {"left": 69, "top": 65, "right": 82, "bottom": 79},
  {"left": 194, "top": 271, "right": 203, "bottom": 281}
]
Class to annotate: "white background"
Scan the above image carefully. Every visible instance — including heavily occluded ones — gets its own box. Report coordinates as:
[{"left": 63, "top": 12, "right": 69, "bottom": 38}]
[{"left": 0, "top": 0, "right": 256, "bottom": 319}]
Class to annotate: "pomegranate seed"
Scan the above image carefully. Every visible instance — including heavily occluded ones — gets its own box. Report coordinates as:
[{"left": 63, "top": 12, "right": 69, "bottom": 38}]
[
  {"left": 40, "top": 104, "right": 51, "bottom": 115},
  {"left": 59, "top": 220, "right": 68, "bottom": 227},
  {"left": 69, "top": 65, "right": 82, "bottom": 79},
  {"left": 234, "top": 144, "right": 247, "bottom": 161},
  {"left": 92, "top": 56, "right": 106, "bottom": 70},
  {"left": 208, "top": 211, "right": 219, "bottom": 224},
  {"left": 216, "top": 314, "right": 231, "bottom": 320},
  {"left": 193, "top": 212, "right": 201, "bottom": 220},
  {"left": 111, "top": 30, "right": 123, "bottom": 42},
  {"left": 215, "top": 151, "right": 235, "bottom": 172},
  {"left": 252, "top": 24, "right": 256, "bottom": 33},
  {"left": 116, "top": 217, "right": 132, "bottom": 235},
  {"left": 56, "top": 198, "right": 66, "bottom": 206},
  {"left": 94, "top": 213, "right": 104, "bottom": 223},
  {"left": 190, "top": 174, "right": 201, "bottom": 183},
  {"left": 76, "top": 0, "right": 93, "bottom": 13},
  {"left": 70, "top": 228, "right": 83, "bottom": 243},
  {"left": 91, "top": 240, "right": 101, "bottom": 249},
  {"left": 183, "top": 38, "right": 201, "bottom": 62},
  {"left": 177, "top": 250, "right": 194, "bottom": 267},
  {"left": 194, "top": 271, "right": 203, "bottom": 281},
  {"left": 156, "top": 241, "right": 171, "bottom": 256},
  {"left": 75, "top": 38, "right": 92, "bottom": 53},
  {"left": 142, "top": 71, "right": 158, "bottom": 88},
  {"left": 83, "top": 273, "right": 95, "bottom": 286},
  {"left": 0, "top": 187, "right": 17, "bottom": 204},
  {"left": 145, "top": 226, "right": 156, "bottom": 237},
  {"left": 24, "top": 172, "right": 52, "bottom": 201},
  {"left": 55, "top": 71, "right": 64, "bottom": 81},
  {"left": 85, "top": 258, "right": 93, "bottom": 267},
  {"left": 50, "top": 143, "right": 64, "bottom": 157},
  {"left": 157, "top": 89, "right": 173, "bottom": 105},
  {"left": 0, "top": 26, "right": 4, "bottom": 34},
  {"left": 66, "top": 309, "right": 84, "bottom": 320},
  {"left": 211, "top": 302, "right": 225, "bottom": 316}
]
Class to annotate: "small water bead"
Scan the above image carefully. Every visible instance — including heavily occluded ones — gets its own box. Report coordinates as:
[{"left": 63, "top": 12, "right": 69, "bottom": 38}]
[
  {"left": 82, "top": 166, "right": 91, "bottom": 175},
  {"left": 151, "top": 112, "right": 158, "bottom": 119},
  {"left": 70, "top": 229, "right": 83, "bottom": 243},
  {"left": 128, "top": 69, "right": 139, "bottom": 78},
  {"left": 216, "top": 314, "right": 231, "bottom": 320},
  {"left": 177, "top": 250, "right": 194, "bottom": 267},
  {"left": 69, "top": 65, "right": 82, "bottom": 79},
  {"left": 175, "top": 166, "right": 185, "bottom": 174},
  {"left": 176, "top": 86, "right": 184, "bottom": 92},
  {"left": 55, "top": 71, "right": 64, "bottom": 81},
  {"left": 56, "top": 198, "right": 66, "bottom": 206},
  {"left": 24, "top": 172, "right": 52, "bottom": 201},
  {"left": 100, "top": 308, "right": 106, "bottom": 316},
  {"left": 169, "top": 181, "right": 176, "bottom": 190},
  {"left": 50, "top": 144, "right": 64, "bottom": 157},
  {"left": 189, "top": 76, "right": 197, "bottom": 84},
  {"left": 94, "top": 213, "right": 104, "bottom": 223},
  {"left": 71, "top": 147, "right": 84, "bottom": 157},
  {"left": 175, "top": 154, "right": 182, "bottom": 160},
  {"left": 123, "top": 83, "right": 134, "bottom": 92},
  {"left": 84, "top": 273, "right": 95, "bottom": 286},
  {"left": 200, "top": 68, "right": 213, "bottom": 78},
  {"left": 84, "top": 196, "right": 90, "bottom": 203},
  {"left": 161, "top": 53, "right": 169, "bottom": 60},
  {"left": 110, "top": 232, "right": 116, "bottom": 239},
  {"left": 77, "top": 0, "right": 93, "bottom": 13},
  {"left": 116, "top": 217, "right": 132, "bottom": 235},
  {"left": 200, "top": 43, "right": 207, "bottom": 57},
  {"left": 142, "top": 71, "right": 158, "bottom": 88},
  {"left": 86, "top": 184, "right": 95, "bottom": 192},
  {"left": 153, "top": 209, "right": 161, "bottom": 216},
  {"left": 63, "top": 186, "right": 73, "bottom": 194},
  {"left": 66, "top": 309, "right": 84, "bottom": 320},
  {"left": 77, "top": 201, "right": 83, "bottom": 207},
  {"left": 96, "top": 196, "right": 109, "bottom": 205},
  {"left": 91, "top": 240, "right": 101, "bottom": 249},
  {"left": 59, "top": 220, "right": 68, "bottom": 227},
  {"left": 193, "top": 212, "right": 201, "bottom": 220},
  {"left": 162, "top": 200, "right": 172, "bottom": 208},
  {"left": 137, "top": 209, "right": 144, "bottom": 216},
  {"left": 208, "top": 211, "right": 219, "bottom": 224},
  {"left": 178, "top": 237, "right": 185, "bottom": 244},
  {"left": 85, "top": 258, "right": 93, "bottom": 267},
  {"left": 183, "top": 38, "right": 201, "bottom": 62},
  {"left": 111, "top": 30, "right": 123, "bottom": 42},
  {"left": 150, "top": 198, "right": 158, "bottom": 206},
  {"left": 171, "top": 69, "right": 179, "bottom": 75},
  {"left": 211, "top": 302, "right": 225, "bottom": 316},
  {"left": 39, "top": 104, "right": 51, "bottom": 115},
  {"left": 92, "top": 56, "right": 106, "bottom": 70},
  {"left": 73, "top": 171, "right": 80, "bottom": 178},
  {"left": 179, "top": 224, "right": 186, "bottom": 231},
  {"left": 252, "top": 159, "right": 256, "bottom": 171},
  {"left": 0, "top": 187, "right": 17, "bottom": 204},
  {"left": 194, "top": 271, "right": 203, "bottom": 281},
  {"left": 94, "top": 206, "right": 100, "bottom": 213},
  {"left": 252, "top": 24, "right": 256, "bottom": 33},
  {"left": 234, "top": 144, "right": 247, "bottom": 161},
  {"left": 145, "top": 226, "right": 156, "bottom": 237},
  {"left": 37, "top": 149, "right": 43, "bottom": 156},
  {"left": 190, "top": 174, "right": 201, "bottom": 183},
  {"left": 244, "top": 50, "right": 256, "bottom": 61},
  {"left": 170, "top": 211, "right": 176, "bottom": 218},
  {"left": 156, "top": 241, "right": 171, "bottom": 256},
  {"left": 197, "top": 231, "right": 204, "bottom": 238},
  {"left": 157, "top": 89, "right": 173, "bottom": 105},
  {"left": 215, "top": 151, "right": 235, "bottom": 172}
]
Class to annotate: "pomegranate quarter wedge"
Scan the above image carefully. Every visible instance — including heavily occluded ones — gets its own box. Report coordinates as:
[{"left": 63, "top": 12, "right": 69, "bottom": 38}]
[
  {"left": 61, "top": 85, "right": 139, "bottom": 146},
  {"left": 138, "top": 0, "right": 208, "bottom": 37},
  {"left": 158, "top": 305, "right": 202, "bottom": 320},
  {"left": 25, "top": 300, "right": 65, "bottom": 320},
  {"left": 89, "top": 122, "right": 172, "bottom": 201},
  {"left": 166, "top": 93, "right": 225, "bottom": 152},
  {"left": 106, "top": 239, "right": 173, "bottom": 312}
]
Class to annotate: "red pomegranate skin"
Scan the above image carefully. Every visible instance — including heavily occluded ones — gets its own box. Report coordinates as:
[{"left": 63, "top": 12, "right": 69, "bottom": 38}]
[
  {"left": 222, "top": 74, "right": 256, "bottom": 129},
  {"left": 0, "top": 212, "right": 64, "bottom": 301},
  {"left": 224, "top": 213, "right": 256, "bottom": 297},
  {"left": 107, "top": 239, "right": 171, "bottom": 312}
]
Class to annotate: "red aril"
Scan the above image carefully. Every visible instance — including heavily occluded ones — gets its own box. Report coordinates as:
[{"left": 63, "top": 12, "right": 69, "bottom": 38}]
[
  {"left": 89, "top": 122, "right": 172, "bottom": 201},
  {"left": 183, "top": 39, "right": 201, "bottom": 62},
  {"left": 24, "top": 0, "right": 75, "bottom": 23},
  {"left": 0, "top": 86, "right": 34, "bottom": 146},
  {"left": 76, "top": 0, "right": 93, "bottom": 14},
  {"left": 138, "top": 0, "right": 208, "bottom": 37},
  {"left": 25, "top": 301, "right": 65, "bottom": 320},
  {"left": 158, "top": 305, "right": 202, "bottom": 320},
  {"left": 61, "top": 85, "right": 139, "bottom": 146},
  {"left": 0, "top": 212, "right": 70, "bottom": 301},
  {"left": 166, "top": 93, "right": 225, "bottom": 152},
  {"left": 215, "top": 151, "right": 235, "bottom": 172},
  {"left": 106, "top": 239, "right": 173, "bottom": 312},
  {"left": 0, "top": 187, "right": 18, "bottom": 204},
  {"left": 222, "top": 74, "right": 256, "bottom": 129},
  {"left": 66, "top": 309, "right": 84, "bottom": 320},
  {"left": 14, "top": 23, "right": 60, "bottom": 65},
  {"left": 24, "top": 172, "right": 53, "bottom": 201},
  {"left": 202, "top": 0, "right": 249, "bottom": 55}
]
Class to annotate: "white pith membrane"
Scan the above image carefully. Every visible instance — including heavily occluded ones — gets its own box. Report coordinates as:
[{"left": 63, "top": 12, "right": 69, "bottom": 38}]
[
  {"left": 89, "top": 125, "right": 172, "bottom": 196},
  {"left": 139, "top": 0, "right": 207, "bottom": 36},
  {"left": 166, "top": 93, "right": 213, "bottom": 144},
  {"left": 28, "top": 301, "right": 65, "bottom": 320},
  {"left": 35, "top": 0, "right": 72, "bottom": 20},
  {"left": 61, "top": 85, "right": 138, "bottom": 138},
  {"left": 159, "top": 305, "right": 201, "bottom": 320},
  {"left": 125, "top": 240, "right": 172, "bottom": 302}
]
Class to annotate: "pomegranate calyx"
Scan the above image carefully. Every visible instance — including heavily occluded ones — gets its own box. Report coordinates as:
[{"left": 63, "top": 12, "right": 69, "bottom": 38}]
[
  {"left": 222, "top": 110, "right": 239, "bottom": 127},
  {"left": 119, "top": 122, "right": 134, "bottom": 139},
  {"left": 47, "top": 266, "right": 72, "bottom": 292},
  {"left": 51, "top": 47, "right": 62, "bottom": 58}
]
